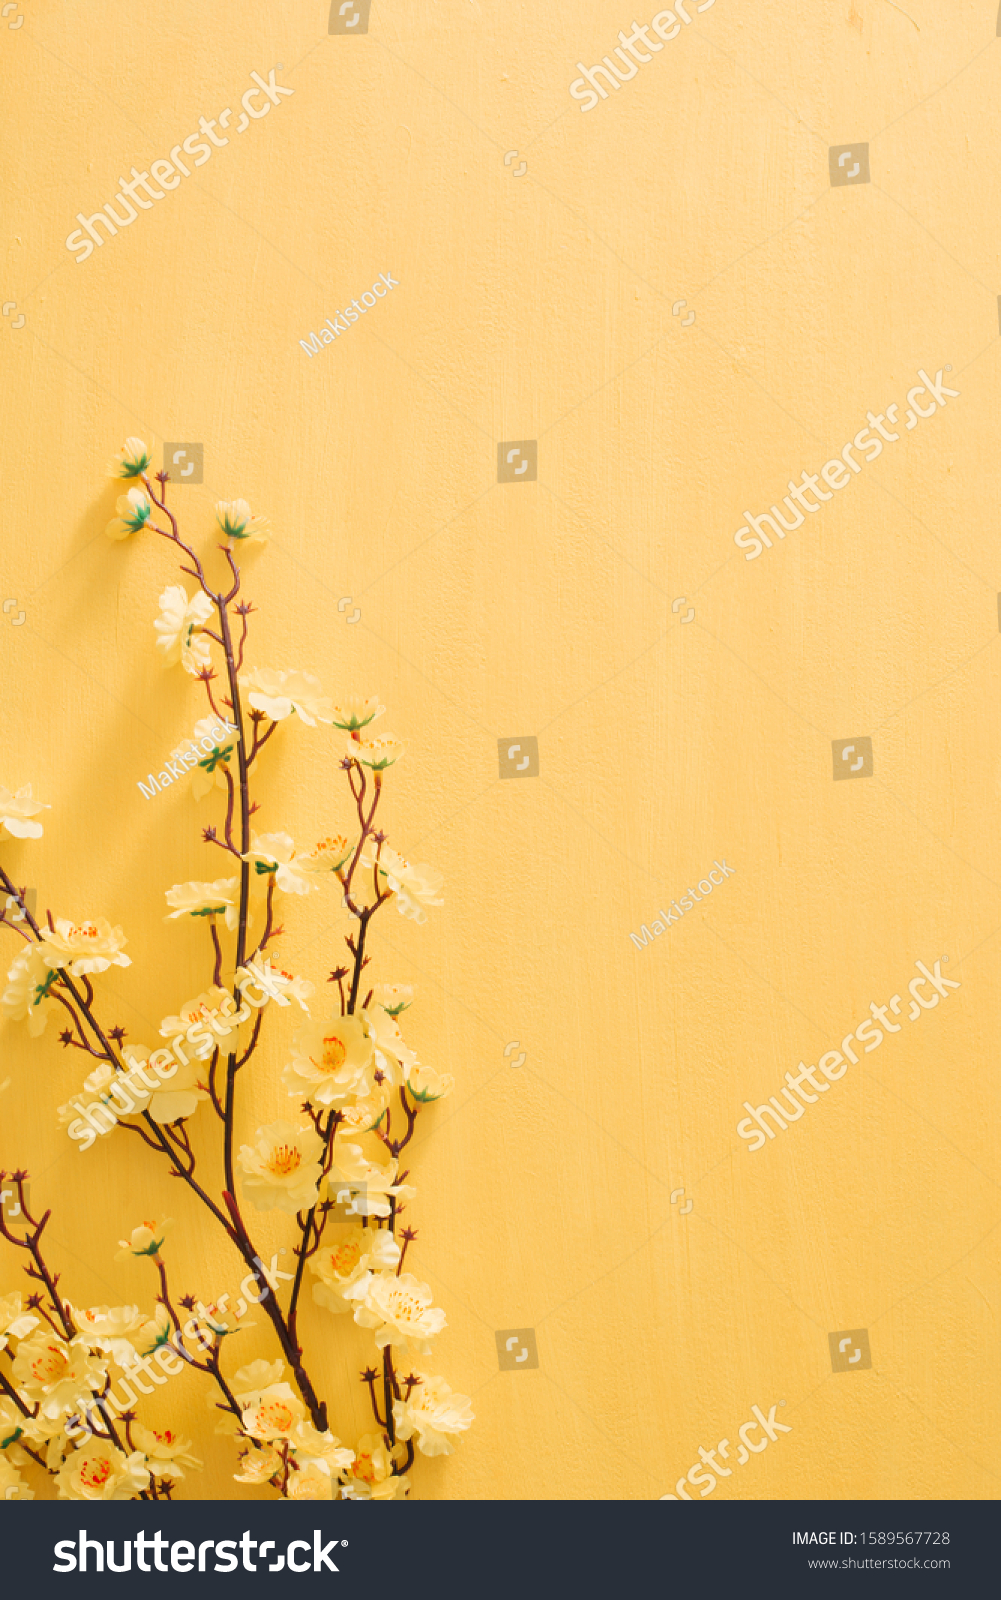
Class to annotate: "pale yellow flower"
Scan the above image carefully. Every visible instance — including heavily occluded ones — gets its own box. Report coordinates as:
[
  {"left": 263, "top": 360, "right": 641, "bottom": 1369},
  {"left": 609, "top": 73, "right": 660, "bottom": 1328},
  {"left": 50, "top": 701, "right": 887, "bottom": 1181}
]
[
  {"left": 108, "top": 436, "right": 152, "bottom": 479},
  {"left": 330, "top": 696, "right": 385, "bottom": 732},
  {"left": 343, "top": 1431, "right": 407, "bottom": 1499},
  {"left": 155, "top": 584, "right": 215, "bottom": 674},
  {"left": 216, "top": 499, "right": 270, "bottom": 546},
  {"left": 2, "top": 944, "right": 58, "bottom": 1035},
  {"left": 297, "top": 834, "right": 354, "bottom": 876},
  {"left": 130, "top": 1424, "right": 202, "bottom": 1479},
  {"left": 363, "top": 1002, "right": 419, "bottom": 1081},
  {"left": 241, "top": 1383, "right": 307, "bottom": 1441},
  {"left": 164, "top": 878, "right": 240, "bottom": 930},
  {"left": 282, "top": 1013, "right": 374, "bottom": 1109},
  {"left": 128, "top": 1303, "right": 174, "bottom": 1357},
  {"left": 346, "top": 735, "right": 405, "bottom": 771},
  {"left": 309, "top": 1225, "right": 400, "bottom": 1315},
  {"left": 234, "top": 1442, "right": 282, "bottom": 1484},
  {"left": 115, "top": 1218, "right": 173, "bottom": 1261},
  {"left": 352, "top": 1272, "right": 446, "bottom": 1356},
  {"left": 12, "top": 1333, "right": 106, "bottom": 1420},
  {"left": 231, "top": 1358, "right": 285, "bottom": 1405},
  {"left": 287, "top": 1463, "right": 335, "bottom": 1498},
  {"left": 123, "top": 1045, "right": 208, "bottom": 1124},
  {"left": 371, "top": 983, "right": 415, "bottom": 1016},
  {"left": 405, "top": 1063, "right": 455, "bottom": 1103},
  {"left": 393, "top": 1374, "right": 474, "bottom": 1457},
  {"left": 38, "top": 916, "right": 131, "bottom": 977},
  {"left": 336, "top": 1081, "right": 390, "bottom": 1137},
  {"left": 106, "top": 487, "right": 153, "bottom": 540},
  {"left": 362, "top": 843, "right": 444, "bottom": 923},
  {"left": 0, "top": 1292, "right": 39, "bottom": 1352},
  {"left": 240, "top": 667, "right": 334, "bottom": 726},
  {"left": 55, "top": 1438, "right": 150, "bottom": 1501},
  {"left": 242, "top": 954, "right": 314, "bottom": 1012},
  {"left": 69, "top": 1304, "right": 145, "bottom": 1363},
  {"left": 289, "top": 1419, "right": 354, "bottom": 1478},
  {"left": 179, "top": 718, "right": 240, "bottom": 801},
  {"left": 326, "top": 1143, "right": 415, "bottom": 1219},
  {"left": 0, "top": 783, "right": 49, "bottom": 840},
  {"left": 243, "top": 831, "right": 318, "bottom": 896},
  {"left": 158, "top": 986, "right": 245, "bottom": 1054},
  {"left": 237, "top": 1121, "right": 324, "bottom": 1213},
  {"left": 0, "top": 1455, "right": 34, "bottom": 1500},
  {"left": 72, "top": 1059, "right": 149, "bottom": 1130}
]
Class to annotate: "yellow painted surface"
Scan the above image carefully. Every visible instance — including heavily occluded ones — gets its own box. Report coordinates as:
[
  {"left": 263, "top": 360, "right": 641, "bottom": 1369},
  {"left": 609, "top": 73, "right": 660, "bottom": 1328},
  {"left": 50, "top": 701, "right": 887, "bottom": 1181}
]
[{"left": 1, "top": 0, "right": 999, "bottom": 1499}]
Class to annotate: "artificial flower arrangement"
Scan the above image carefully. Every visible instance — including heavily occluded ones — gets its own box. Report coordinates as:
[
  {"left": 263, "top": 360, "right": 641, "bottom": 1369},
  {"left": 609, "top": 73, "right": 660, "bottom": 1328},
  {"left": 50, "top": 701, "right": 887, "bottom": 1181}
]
[{"left": 0, "top": 439, "right": 472, "bottom": 1501}]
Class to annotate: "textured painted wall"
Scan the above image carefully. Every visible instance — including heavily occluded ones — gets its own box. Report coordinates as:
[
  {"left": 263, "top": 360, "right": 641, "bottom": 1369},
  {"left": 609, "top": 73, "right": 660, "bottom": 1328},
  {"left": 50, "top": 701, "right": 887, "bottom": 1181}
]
[{"left": 1, "top": 0, "right": 999, "bottom": 1500}]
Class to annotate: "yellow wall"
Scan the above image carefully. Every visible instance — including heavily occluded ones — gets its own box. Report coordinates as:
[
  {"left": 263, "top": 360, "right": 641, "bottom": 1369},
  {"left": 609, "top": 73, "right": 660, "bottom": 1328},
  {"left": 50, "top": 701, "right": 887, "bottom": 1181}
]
[{"left": 1, "top": 0, "right": 999, "bottom": 1499}]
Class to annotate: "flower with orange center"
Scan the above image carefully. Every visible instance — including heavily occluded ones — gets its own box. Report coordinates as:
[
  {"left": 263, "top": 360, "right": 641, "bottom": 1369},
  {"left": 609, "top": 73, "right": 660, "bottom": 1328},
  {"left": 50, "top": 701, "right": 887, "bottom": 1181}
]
[
  {"left": 131, "top": 1423, "right": 202, "bottom": 1479},
  {"left": 392, "top": 1373, "right": 474, "bottom": 1458},
  {"left": 283, "top": 1013, "right": 375, "bottom": 1109},
  {"left": 38, "top": 916, "right": 131, "bottom": 977},
  {"left": 54, "top": 1438, "right": 150, "bottom": 1501},
  {"left": 234, "top": 1443, "right": 282, "bottom": 1485},
  {"left": 12, "top": 1332, "right": 107, "bottom": 1420},
  {"left": 298, "top": 834, "right": 354, "bottom": 876},
  {"left": 237, "top": 1120, "right": 324, "bottom": 1213},
  {"left": 310, "top": 1224, "right": 400, "bottom": 1315},
  {"left": 255, "top": 954, "right": 315, "bottom": 1010},
  {"left": 352, "top": 1272, "right": 446, "bottom": 1356},
  {"left": 341, "top": 1431, "right": 409, "bottom": 1500},
  {"left": 241, "top": 1382, "right": 307, "bottom": 1441},
  {"left": 115, "top": 1217, "right": 173, "bottom": 1260},
  {"left": 159, "top": 985, "right": 246, "bottom": 1049}
]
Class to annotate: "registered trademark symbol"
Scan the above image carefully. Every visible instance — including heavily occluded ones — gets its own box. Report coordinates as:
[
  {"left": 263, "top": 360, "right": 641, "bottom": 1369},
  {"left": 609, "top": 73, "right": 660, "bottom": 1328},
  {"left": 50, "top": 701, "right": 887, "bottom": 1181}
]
[{"left": 342, "top": 1540, "right": 348, "bottom": 1546}]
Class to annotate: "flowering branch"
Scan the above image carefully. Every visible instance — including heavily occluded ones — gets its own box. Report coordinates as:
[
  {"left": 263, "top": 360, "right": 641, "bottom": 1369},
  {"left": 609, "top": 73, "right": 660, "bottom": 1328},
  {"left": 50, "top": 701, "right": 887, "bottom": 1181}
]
[{"left": 0, "top": 438, "right": 468, "bottom": 1502}]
